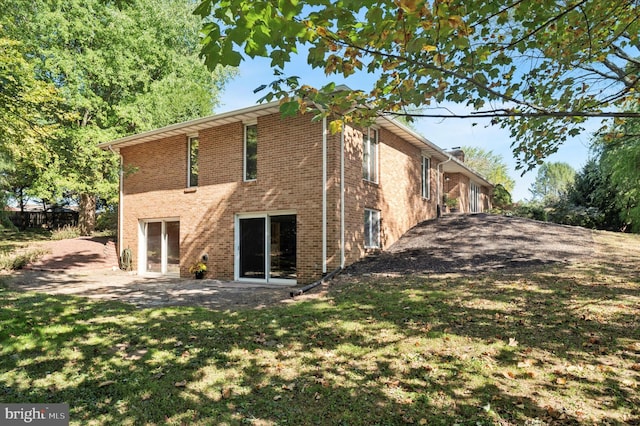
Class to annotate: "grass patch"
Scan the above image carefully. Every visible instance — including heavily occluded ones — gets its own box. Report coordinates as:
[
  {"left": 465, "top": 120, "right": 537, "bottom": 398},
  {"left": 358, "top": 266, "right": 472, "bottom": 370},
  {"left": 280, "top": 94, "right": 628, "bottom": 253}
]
[
  {"left": 0, "top": 248, "right": 49, "bottom": 270},
  {"left": 0, "top": 228, "right": 50, "bottom": 253},
  {"left": 0, "top": 229, "right": 51, "bottom": 271},
  {"left": 1, "top": 232, "right": 639, "bottom": 425}
]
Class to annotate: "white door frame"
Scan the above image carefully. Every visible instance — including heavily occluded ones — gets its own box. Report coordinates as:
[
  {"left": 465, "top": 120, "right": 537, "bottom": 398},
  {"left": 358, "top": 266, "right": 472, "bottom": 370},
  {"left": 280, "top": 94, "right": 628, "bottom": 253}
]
[
  {"left": 138, "top": 218, "right": 180, "bottom": 276},
  {"left": 234, "top": 210, "right": 297, "bottom": 285}
]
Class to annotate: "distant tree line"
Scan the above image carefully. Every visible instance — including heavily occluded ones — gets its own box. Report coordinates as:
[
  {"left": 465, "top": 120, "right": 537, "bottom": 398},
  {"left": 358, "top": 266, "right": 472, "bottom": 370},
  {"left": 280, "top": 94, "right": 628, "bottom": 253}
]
[{"left": 502, "top": 118, "right": 640, "bottom": 233}]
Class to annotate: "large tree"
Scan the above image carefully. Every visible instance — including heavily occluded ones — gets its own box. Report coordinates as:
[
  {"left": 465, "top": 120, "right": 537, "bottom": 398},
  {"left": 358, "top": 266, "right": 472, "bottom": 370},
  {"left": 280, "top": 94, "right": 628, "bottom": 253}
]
[
  {"left": 461, "top": 146, "right": 515, "bottom": 193},
  {"left": 0, "top": 31, "right": 60, "bottom": 221},
  {"left": 2, "top": 0, "right": 234, "bottom": 234},
  {"left": 593, "top": 118, "right": 640, "bottom": 231},
  {"left": 529, "top": 162, "right": 576, "bottom": 202},
  {"left": 195, "top": 0, "right": 639, "bottom": 170}
]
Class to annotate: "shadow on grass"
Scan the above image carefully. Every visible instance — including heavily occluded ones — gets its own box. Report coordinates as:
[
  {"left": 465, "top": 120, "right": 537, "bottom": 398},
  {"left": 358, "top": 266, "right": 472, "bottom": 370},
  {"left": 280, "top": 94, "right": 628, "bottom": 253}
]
[{"left": 1, "top": 256, "right": 639, "bottom": 425}]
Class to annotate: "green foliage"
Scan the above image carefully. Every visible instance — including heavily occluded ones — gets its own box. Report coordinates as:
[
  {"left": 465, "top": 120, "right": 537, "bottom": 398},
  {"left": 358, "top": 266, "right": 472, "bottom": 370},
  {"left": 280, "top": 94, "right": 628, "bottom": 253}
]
[
  {"left": 461, "top": 146, "right": 515, "bottom": 193},
  {"left": 529, "top": 162, "right": 576, "bottom": 202},
  {"left": 492, "top": 183, "right": 512, "bottom": 209},
  {"left": 569, "top": 159, "right": 626, "bottom": 231},
  {"left": 0, "top": 248, "right": 48, "bottom": 270},
  {"left": 565, "top": 117, "right": 640, "bottom": 233},
  {"left": 511, "top": 203, "right": 547, "bottom": 222},
  {"left": 1, "top": 0, "right": 235, "bottom": 231},
  {"left": 0, "top": 31, "right": 61, "bottom": 209},
  {"left": 194, "top": 0, "right": 640, "bottom": 170},
  {"left": 597, "top": 119, "right": 640, "bottom": 232},
  {"left": 95, "top": 209, "right": 117, "bottom": 233},
  {"left": 545, "top": 199, "right": 606, "bottom": 229},
  {"left": 50, "top": 225, "right": 82, "bottom": 241}
]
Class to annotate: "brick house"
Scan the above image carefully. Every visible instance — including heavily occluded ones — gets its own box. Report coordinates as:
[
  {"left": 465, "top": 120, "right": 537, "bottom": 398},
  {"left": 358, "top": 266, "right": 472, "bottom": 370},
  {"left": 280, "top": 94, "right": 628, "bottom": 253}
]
[{"left": 100, "top": 101, "right": 492, "bottom": 284}]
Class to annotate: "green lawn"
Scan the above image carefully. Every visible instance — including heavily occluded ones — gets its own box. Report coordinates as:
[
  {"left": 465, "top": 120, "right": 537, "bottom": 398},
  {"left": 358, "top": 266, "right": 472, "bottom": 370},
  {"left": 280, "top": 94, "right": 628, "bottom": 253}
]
[{"left": 1, "top": 232, "right": 639, "bottom": 425}]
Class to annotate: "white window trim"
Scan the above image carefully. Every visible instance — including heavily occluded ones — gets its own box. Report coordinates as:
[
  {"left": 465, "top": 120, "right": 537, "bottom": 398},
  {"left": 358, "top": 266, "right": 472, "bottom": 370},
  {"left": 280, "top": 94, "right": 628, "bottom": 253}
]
[
  {"left": 364, "top": 208, "right": 381, "bottom": 249},
  {"left": 421, "top": 156, "right": 431, "bottom": 199},
  {"left": 187, "top": 135, "right": 198, "bottom": 188},
  {"left": 363, "top": 128, "right": 379, "bottom": 183},
  {"left": 244, "top": 123, "right": 257, "bottom": 182}
]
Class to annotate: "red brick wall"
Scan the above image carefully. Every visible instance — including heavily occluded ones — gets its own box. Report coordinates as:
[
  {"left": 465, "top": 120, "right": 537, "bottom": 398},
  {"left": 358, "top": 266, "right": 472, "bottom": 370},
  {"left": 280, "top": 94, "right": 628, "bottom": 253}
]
[
  {"left": 121, "top": 113, "right": 326, "bottom": 283},
  {"left": 120, "top": 113, "right": 443, "bottom": 283},
  {"left": 340, "top": 125, "right": 436, "bottom": 266},
  {"left": 444, "top": 172, "right": 492, "bottom": 212}
]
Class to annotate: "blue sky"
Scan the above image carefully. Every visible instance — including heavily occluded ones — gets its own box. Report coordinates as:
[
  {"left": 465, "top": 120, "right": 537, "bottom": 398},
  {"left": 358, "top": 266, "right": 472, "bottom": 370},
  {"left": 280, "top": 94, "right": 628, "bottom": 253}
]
[{"left": 215, "top": 55, "right": 596, "bottom": 202}]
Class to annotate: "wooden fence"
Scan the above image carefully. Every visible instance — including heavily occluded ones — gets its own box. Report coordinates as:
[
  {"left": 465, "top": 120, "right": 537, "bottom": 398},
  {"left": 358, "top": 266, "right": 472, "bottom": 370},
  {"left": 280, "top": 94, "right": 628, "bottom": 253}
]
[{"left": 8, "top": 211, "right": 79, "bottom": 230}]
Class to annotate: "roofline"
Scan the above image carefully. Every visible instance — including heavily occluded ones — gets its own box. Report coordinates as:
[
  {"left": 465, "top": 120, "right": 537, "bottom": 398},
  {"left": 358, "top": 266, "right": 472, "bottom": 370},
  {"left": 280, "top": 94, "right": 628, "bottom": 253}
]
[
  {"left": 376, "top": 114, "right": 493, "bottom": 188},
  {"left": 98, "top": 100, "right": 281, "bottom": 150}
]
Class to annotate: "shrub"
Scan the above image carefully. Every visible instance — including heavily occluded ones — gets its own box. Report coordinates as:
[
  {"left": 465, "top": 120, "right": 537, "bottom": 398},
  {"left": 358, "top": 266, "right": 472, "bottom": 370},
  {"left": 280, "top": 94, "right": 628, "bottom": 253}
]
[
  {"left": 546, "top": 201, "right": 605, "bottom": 229},
  {"left": 512, "top": 203, "right": 548, "bottom": 222},
  {"left": 96, "top": 209, "right": 117, "bottom": 233},
  {"left": 0, "top": 248, "right": 48, "bottom": 270},
  {"left": 50, "top": 225, "right": 81, "bottom": 240}
]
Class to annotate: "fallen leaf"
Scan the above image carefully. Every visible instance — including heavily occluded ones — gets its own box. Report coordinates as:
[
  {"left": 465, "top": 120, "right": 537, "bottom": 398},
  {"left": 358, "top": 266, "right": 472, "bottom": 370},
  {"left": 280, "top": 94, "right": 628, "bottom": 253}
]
[
  {"left": 631, "top": 363, "right": 640, "bottom": 371},
  {"left": 273, "top": 395, "right": 282, "bottom": 401},
  {"left": 508, "top": 337, "right": 518, "bottom": 347},
  {"left": 555, "top": 377, "right": 567, "bottom": 385},
  {"left": 98, "top": 380, "right": 116, "bottom": 388},
  {"left": 174, "top": 381, "right": 187, "bottom": 387},
  {"left": 502, "top": 371, "right": 516, "bottom": 379},
  {"left": 282, "top": 383, "right": 296, "bottom": 391},
  {"left": 221, "top": 388, "right": 232, "bottom": 399}
]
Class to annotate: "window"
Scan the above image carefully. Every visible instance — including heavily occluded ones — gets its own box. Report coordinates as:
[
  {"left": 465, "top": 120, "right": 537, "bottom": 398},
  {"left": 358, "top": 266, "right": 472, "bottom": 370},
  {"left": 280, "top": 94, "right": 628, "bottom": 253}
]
[
  {"left": 421, "top": 156, "right": 431, "bottom": 199},
  {"left": 362, "top": 128, "right": 378, "bottom": 182},
  {"left": 187, "top": 136, "right": 198, "bottom": 187},
  {"left": 244, "top": 124, "right": 257, "bottom": 181},
  {"left": 364, "top": 208, "right": 380, "bottom": 248}
]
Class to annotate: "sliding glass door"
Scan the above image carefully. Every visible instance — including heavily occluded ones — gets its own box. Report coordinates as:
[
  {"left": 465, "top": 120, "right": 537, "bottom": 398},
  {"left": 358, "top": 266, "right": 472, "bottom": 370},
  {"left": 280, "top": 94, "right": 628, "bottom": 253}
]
[
  {"left": 141, "top": 220, "right": 180, "bottom": 275},
  {"left": 237, "top": 213, "right": 297, "bottom": 284}
]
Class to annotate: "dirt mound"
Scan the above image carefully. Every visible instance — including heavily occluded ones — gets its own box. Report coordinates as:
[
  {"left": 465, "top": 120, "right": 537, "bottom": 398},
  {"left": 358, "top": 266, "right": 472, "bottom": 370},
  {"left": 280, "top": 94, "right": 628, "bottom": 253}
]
[
  {"left": 27, "top": 236, "right": 119, "bottom": 272},
  {"left": 346, "top": 213, "right": 594, "bottom": 275}
]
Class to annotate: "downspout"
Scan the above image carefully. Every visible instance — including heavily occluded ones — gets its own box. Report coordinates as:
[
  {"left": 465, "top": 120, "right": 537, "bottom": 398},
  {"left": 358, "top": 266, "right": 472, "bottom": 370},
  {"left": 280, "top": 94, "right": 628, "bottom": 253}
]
[
  {"left": 436, "top": 154, "right": 453, "bottom": 219},
  {"left": 108, "top": 145, "right": 124, "bottom": 264},
  {"left": 322, "top": 117, "right": 327, "bottom": 274},
  {"left": 291, "top": 266, "right": 342, "bottom": 297},
  {"left": 340, "top": 123, "right": 345, "bottom": 268}
]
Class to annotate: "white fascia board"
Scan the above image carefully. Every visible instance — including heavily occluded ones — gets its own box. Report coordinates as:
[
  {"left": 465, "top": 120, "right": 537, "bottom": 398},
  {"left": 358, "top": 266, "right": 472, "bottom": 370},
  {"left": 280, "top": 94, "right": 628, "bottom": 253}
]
[{"left": 98, "top": 101, "right": 281, "bottom": 151}]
